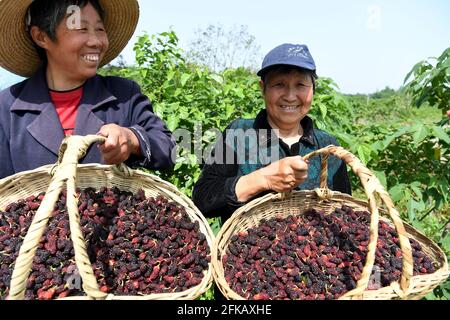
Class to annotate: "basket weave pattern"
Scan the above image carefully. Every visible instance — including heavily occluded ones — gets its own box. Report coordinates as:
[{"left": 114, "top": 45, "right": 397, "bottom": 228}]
[
  {"left": 1, "top": 135, "right": 215, "bottom": 300},
  {"left": 211, "top": 145, "right": 449, "bottom": 300}
]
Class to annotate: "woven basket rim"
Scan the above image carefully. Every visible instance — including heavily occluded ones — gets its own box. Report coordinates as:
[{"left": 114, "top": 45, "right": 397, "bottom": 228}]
[
  {"left": 212, "top": 189, "right": 449, "bottom": 300},
  {"left": 1, "top": 163, "right": 215, "bottom": 300}
]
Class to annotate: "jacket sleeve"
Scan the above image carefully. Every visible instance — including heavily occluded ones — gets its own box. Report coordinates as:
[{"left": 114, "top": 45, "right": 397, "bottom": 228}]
[
  {"left": 125, "top": 81, "right": 176, "bottom": 170},
  {"left": 192, "top": 132, "right": 246, "bottom": 220},
  {"left": 0, "top": 122, "right": 14, "bottom": 179}
]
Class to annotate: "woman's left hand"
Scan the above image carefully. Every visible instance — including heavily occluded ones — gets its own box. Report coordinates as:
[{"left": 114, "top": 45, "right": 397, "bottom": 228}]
[{"left": 97, "top": 124, "right": 141, "bottom": 165}]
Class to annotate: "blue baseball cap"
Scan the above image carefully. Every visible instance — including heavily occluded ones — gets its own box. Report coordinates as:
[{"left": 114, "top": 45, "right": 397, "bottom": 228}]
[{"left": 257, "top": 43, "right": 316, "bottom": 77}]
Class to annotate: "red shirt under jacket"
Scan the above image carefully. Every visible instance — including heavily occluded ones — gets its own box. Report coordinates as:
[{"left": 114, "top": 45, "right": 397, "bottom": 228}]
[{"left": 49, "top": 86, "right": 83, "bottom": 136}]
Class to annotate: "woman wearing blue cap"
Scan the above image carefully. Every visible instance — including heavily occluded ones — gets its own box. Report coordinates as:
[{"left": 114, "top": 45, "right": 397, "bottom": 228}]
[{"left": 193, "top": 43, "right": 351, "bottom": 223}]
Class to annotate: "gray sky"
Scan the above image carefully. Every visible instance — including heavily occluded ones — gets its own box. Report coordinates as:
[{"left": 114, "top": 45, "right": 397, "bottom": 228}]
[{"left": 1, "top": 0, "right": 449, "bottom": 93}]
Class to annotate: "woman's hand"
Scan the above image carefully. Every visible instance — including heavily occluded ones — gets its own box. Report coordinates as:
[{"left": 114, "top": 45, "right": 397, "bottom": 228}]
[
  {"left": 235, "top": 156, "right": 308, "bottom": 202},
  {"left": 97, "top": 124, "right": 141, "bottom": 165},
  {"left": 260, "top": 156, "right": 308, "bottom": 192}
]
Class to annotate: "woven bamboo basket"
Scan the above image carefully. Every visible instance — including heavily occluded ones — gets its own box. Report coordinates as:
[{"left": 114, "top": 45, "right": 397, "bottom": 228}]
[
  {"left": 1, "top": 135, "right": 215, "bottom": 300},
  {"left": 212, "top": 145, "right": 449, "bottom": 300}
]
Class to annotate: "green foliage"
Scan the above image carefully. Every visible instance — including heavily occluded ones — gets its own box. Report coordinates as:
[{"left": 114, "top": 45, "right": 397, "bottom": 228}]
[
  {"left": 100, "top": 32, "right": 449, "bottom": 300},
  {"left": 197, "top": 286, "right": 215, "bottom": 300},
  {"left": 102, "top": 30, "right": 263, "bottom": 196},
  {"left": 370, "top": 86, "right": 397, "bottom": 100},
  {"left": 336, "top": 48, "right": 450, "bottom": 300},
  {"left": 101, "top": 31, "right": 365, "bottom": 197},
  {"left": 404, "top": 47, "right": 450, "bottom": 115},
  {"left": 309, "top": 77, "right": 356, "bottom": 134}
]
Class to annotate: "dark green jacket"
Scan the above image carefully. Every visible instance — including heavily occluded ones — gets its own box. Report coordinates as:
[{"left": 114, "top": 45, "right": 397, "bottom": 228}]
[{"left": 193, "top": 109, "right": 351, "bottom": 222}]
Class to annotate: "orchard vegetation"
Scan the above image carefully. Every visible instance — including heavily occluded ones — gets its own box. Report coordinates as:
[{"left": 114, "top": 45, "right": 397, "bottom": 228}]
[{"left": 99, "top": 31, "right": 449, "bottom": 300}]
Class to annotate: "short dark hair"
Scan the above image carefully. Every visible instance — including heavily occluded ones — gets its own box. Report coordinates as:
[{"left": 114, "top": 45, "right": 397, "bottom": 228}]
[
  {"left": 261, "top": 65, "right": 318, "bottom": 93},
  {"left": 27, "top": 0, "right": 105, "bottom": 61}
]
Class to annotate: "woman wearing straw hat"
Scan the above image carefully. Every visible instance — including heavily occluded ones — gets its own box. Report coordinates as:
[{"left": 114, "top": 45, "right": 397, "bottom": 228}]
[{"left": 0, "top": 0, "right": 175, "bottom": 179}]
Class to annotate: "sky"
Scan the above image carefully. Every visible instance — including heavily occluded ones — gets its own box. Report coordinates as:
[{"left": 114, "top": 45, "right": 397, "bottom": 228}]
[{"left": 0, "top": 0, "right": 449, "bottom": 94}]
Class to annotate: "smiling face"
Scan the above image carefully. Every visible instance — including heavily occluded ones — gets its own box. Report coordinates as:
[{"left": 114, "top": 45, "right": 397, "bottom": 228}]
[
  {"left": 37, "top": 2, "right": 109, "bottom": 86},
  {"left": 261, "top": 67, "right": 314, "bottom": 131}
]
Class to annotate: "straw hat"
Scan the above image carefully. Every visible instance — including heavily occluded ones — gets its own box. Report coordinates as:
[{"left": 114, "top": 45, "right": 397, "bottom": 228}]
[{"left": 0, "top": 0, "right": 139, "bottom": 77}]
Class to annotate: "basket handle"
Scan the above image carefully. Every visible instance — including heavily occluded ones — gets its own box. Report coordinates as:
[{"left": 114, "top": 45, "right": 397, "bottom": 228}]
[
  {"left": 9, "top": 135, "right": 125, "bottom": 299},
  {"left": 52, "top": 135, "right": 134, "bottom": 177},
  {"left": 8, "top": 156, "right": 71, "bottom": 299},
  {"left": 289, "top": 145, "right": 413, "bottom": 298},
  {"left": 60, "top": 135, "right": 111, "bottom": 299}
]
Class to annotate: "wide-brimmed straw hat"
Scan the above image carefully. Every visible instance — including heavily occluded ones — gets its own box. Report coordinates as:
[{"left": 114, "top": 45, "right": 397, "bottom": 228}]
[{"left": 0, "top": 0, "right": 139, "bottom": 77}]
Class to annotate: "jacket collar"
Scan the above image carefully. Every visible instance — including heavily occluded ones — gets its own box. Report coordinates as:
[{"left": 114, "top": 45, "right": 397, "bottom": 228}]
[
  {"left": 10, "top": 66, "right": 117, "bottom": 112},
  {"left": 10, "top": 67, "right": 117, "bottom": 156},
  {"left": 253, "top": 109, "right": 316, "bottom": 146}
]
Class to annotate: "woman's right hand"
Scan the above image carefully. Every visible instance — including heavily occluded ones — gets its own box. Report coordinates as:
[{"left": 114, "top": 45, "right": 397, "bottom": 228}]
[
  {"left": 259, "top": 156, "right": 308, "bottom": 192},
  {"left": 235, "top": 156, "right": 308, "bottom": 202}
]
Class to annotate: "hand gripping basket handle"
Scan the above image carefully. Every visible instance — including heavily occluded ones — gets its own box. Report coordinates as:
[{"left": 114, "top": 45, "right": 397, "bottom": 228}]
[
  {"left": 9, "top": 135, "right": 131, "bottom": 300},
  {"left": 288, "top": 145, "right": 413, "bottom": 298},
  {"left": 53, "top": 135, "right": 134, "bottom": 177}
]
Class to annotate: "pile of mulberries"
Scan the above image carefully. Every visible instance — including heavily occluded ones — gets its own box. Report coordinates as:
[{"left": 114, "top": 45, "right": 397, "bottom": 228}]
[
  {"left": 223, "top": 205, "right": 436, "bottom": 300},
  {"left": 0, "top": 187, "right": 210, "bottom": 300}
]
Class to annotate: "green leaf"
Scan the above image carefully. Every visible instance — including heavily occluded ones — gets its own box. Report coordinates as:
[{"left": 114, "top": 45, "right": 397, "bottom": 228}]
[
  {"left": 412, "top": 124, "right": 429, "bottom": 146},
  {"left": 356, "top": 144, "right": 372, "bottom": 165},
  {"left": 424, "top": 292, "right": 436, "bottom": 300},
  {"left": 403, "top": 188, "right": 413, "bottom": 202},
  {"left": 180, "top": 73, "right": 191, "bottom": 87},
  {"left": 226, "top": 104, "right": 234, "bottom": 119},
  {"left": 410, "top": 183, "right": 424, "bottom": 200},
  {"left": 140, "top": 68, "right": 148, "bottom": 79},
  {"left": 389, "top": 184, "right": 406, "bottom": 202},
  {"left": 188, "top": 154, "right": 198, "bottom": 166},
  {"left": 166, "top": 114, "right": 179, "bottom": 132},
  {"left": 432, "top": 126, "right": 450, "bottom": 144},
  {"left": 233, "top": 87, "right": 245, "bottom": 99},
  {"left": 370, "top": 140, "right": 385, "bottom": 153},
  {"left": 382, "top": 126, "right": 416, "bottom": 148},
  {"left": 166, "top": 70, "right": 176, "bottom": 82},
  {"left": 372, "top": 170, "right": 387, "bottom": 189},
  {"left": 411, "top": 219, "right": 424, "bottom": 231},
  {"left": 443, "top": 288, "right": 450, "bottom": 300},
  {"left": 173, "top": 162, "right": 183, "bottom": 171},
  {"left": 208, "top": 217, "right": 222, "bottom": 236},
  {"left": 210, "top": 74, "right": 224, "bottom": 84},
  {"left": 441, "top": 234, "right": 450, "bottom": 252},
  {"left": 319, "top": 103, "right": 327, "bottom": 118},
  {"left": 407, "top": 199, "right": 418, "bottom": 222},
  {"left": 196, "top": 68, "right": 203, "bottom": 79},
  {"left": 404, "top": 61, "right": 423, "bottom": 84},
  {"left": 335, "top": 132, "right": 356, "bottom": 148}
]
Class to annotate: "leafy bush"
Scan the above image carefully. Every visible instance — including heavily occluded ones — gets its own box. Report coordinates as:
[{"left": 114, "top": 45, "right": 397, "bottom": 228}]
[{"left": 404, "top": 47, "right": 450, "bottom": 115}]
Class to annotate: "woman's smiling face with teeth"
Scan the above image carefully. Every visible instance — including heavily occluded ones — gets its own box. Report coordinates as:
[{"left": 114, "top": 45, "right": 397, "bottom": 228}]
[
  {"left": 44, "top": 3, "right": 109, "bottom": 82},
  {"left": 261, "top": 68, "right": 314, "bottom": 130}
]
